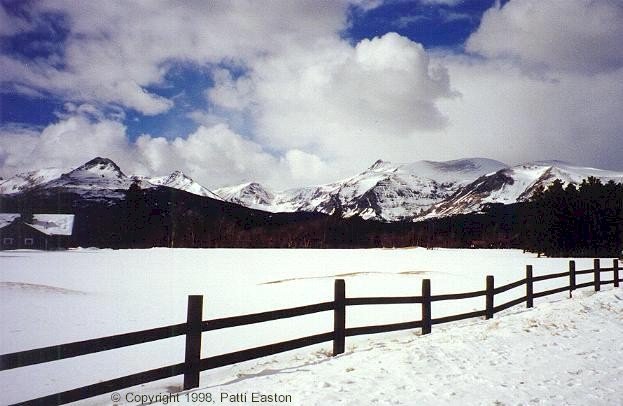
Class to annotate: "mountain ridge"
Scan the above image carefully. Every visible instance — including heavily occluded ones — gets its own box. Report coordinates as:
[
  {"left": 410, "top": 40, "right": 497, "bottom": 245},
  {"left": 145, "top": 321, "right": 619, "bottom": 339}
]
[
  {"left": 2, "top": 157, "right": 622, "bottom": 221},
  {"left": 0, "top": 157, "right": 222, "bottom": 202}
]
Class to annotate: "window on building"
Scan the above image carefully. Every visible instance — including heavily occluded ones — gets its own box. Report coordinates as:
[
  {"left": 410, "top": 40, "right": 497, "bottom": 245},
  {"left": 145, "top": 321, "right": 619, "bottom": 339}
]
[
  {"left": 3, "top": 237, "right": 14, "bottom": 245},
  {"left": 24, "top": 238, "right": 34, "bottom": 246}
]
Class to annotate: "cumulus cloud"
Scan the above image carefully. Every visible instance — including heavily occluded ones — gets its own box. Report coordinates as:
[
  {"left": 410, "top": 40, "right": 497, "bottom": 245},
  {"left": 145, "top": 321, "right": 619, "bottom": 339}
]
[
  {"left": 281, "top": 150, "right": 328, "bottom": 184},
  {"left": 0, "top": 115, "right": 134, "bottom": 175},
  {"left": 427, "top": 54, "right": 623, "bottom": 167},
  {"left": 134, "top": 124, "right": 282, "bottom": 186},
  {"left": 434, "top": 0, "right": 623, "bottom": 169},
  {"left": 0, "top": 110, "right": 331, "bottom": 189},
  {"left": 206, "top": 69, "right": 254, "bottom": 111},
  {"left": 1, "top": 1, "right": 361, "bottom": 115},
  {"left": 210, "top": 33, "right": 455, "bottom": 166},
  {"left": 466, "top": 0, "right": 623, "bottom": 75}
]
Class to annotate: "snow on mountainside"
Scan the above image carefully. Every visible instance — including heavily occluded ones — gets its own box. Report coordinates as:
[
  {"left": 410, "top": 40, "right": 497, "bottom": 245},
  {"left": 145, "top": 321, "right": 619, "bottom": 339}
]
[
  {"left": 146, "top": 171, "right": 222, "bottom": 200},
  {"left": 214, "top": 182, "right": 273, "bottom": 209},
  {"left": 0, "top": 167, "right": 69, "bottom": 195},
  {"left": 217, "top": 158, "right": 508, "bottom": 221},
  {"left": 426, "top": 162, "right": 623, "bottom": 218},
  {"left": 3, "top": 157, "right": 622, "bottom": 220},
  {"left": 41, "top": 157, "right": 137, "bottom": 200},
  {"left": 0, "top": 157, "right": 222, "bottom": 201}
]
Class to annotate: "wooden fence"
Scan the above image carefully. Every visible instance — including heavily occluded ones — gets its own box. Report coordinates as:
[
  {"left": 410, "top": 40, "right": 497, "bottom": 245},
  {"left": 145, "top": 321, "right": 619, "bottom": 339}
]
[{"left": 1, "top": 259, "right": 621, "bottom": 405}]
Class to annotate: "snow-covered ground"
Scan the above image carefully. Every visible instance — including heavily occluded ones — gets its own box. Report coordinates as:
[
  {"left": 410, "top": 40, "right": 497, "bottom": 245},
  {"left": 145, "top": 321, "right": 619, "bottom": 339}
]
[
  {"left": 0, "top": 248, "right": 620, "bottom": 405},
  {"left": 174, "top": 289, "right": 623, "bottom": 406}
]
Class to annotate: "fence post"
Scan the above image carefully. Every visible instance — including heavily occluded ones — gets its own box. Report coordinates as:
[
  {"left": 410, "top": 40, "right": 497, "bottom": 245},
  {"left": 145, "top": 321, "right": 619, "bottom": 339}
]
[
  {"left": 485, "top": 275, "right": 494, "bottom": 319},
  {"left": 594, "top": 259, "right": 601, "bottom": 291},
  {"left": 333, "top": 279, "right": 346, "bottom": 356},
  {"left": 526, "top": 265, "right": 533, "bottom": 308},
  {"left": 421, "top": 279, "right": 432, "bottom": 335},
  {"left": 569, "top": 260, "right": 576, "bottom": 298},
  {"left": 614, "top": 259, "right": 619, "bottom": 288},
  {"left": 184, "top": 295, "right": 203, "bottom": 390}
]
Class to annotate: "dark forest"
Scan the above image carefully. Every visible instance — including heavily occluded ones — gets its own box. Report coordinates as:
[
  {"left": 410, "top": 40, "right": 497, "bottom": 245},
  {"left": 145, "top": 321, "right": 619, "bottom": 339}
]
[{"left": 2, "top": 177, "right": 622, "bottom": 257}]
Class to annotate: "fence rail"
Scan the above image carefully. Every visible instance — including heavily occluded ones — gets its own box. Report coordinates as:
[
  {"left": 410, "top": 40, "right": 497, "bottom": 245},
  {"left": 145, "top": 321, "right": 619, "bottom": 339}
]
[
  {"left": 1, "top": 258, "right": 621, "bottom": 406},
  {"left": 201, "top": 301, "right": 334, "bottom": 331}
]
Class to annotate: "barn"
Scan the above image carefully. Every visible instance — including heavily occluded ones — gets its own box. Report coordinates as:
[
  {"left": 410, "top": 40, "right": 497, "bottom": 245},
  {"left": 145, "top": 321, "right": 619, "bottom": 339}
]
[{"left": 0, "top": 214, "right": 75, "bottom": 250}]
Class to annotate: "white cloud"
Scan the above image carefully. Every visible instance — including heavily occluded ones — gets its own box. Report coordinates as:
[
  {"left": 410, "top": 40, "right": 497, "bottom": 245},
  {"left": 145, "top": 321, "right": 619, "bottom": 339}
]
[
  {"left": 466, "top": 0, "right": 623, "bottom": 75},
  {"left": 393, "top": 15, "right": 429, "bottom": 29},
  {"left": 134, "top": 124, "right": 282, "bottom": 187},
  {"left": 0, "top": 116, "right": 134, "bottom": 175},
  {"left": 281, "top": 150, "right": 328, "bottom": 184},
  {"left": 206, "top": 69, "right": 254, "bottom": 111},
  {"left": 1, "top": 1, "right": 365, "bottom": 115},
  {"left": 426, "top": 53, "right": 623, "bottom": 168},
  {"left": 209, "top": 33, "right": 455, "bottom": 170},
  {"left": 0, "top": 112, "right": 331, "bottom": 189}
]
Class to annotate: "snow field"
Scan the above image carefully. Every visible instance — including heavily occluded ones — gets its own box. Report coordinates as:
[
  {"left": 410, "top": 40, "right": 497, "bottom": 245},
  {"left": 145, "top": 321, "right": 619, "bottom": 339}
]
[
  {"left": 174, "top": 288, "right": 623, "bottom": 406},
  {"left": 0, "top": 248, "right": 620, "bottom": 404}
]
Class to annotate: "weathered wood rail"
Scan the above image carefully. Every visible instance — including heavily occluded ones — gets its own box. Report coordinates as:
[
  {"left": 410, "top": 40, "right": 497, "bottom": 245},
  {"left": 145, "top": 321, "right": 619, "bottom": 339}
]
[{"left": 1, "top": 259, "right": 620, "bottom": 405}]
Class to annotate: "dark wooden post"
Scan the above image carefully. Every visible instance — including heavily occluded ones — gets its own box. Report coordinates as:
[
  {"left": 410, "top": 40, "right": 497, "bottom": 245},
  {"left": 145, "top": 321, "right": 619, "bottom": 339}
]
[
  {"left": 614, "top": 259, "right": 619, "bottom": 288},
  {"left": 569, "top": 260, "right": 576, "bottom": 298},
  {"left": 421, "top": 279, "right": 432, "bottom": 335},
  {"left": 594, "top": 258, "right": 601, "bottom": 291},
  {"left": 526, "top": 265, "right": 533, "bottom": 308},
  {"left": 184, "top": 295, "right": 203, "bottom": 390},
  {"left": 485, "top": 275, "right": 494, "bottom": 319},
  {"left": 333, "top": 279, "right": 346, "bottom": 356}
]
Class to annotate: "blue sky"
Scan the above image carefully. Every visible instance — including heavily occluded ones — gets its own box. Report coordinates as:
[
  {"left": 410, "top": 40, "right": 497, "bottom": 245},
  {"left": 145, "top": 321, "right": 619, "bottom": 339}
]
[{"left": 0, "top": 0, "right": 622, "bottom": 188}]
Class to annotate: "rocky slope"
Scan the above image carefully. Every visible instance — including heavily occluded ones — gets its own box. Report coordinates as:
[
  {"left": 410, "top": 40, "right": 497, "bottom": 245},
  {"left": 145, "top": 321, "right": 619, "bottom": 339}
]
[
  {"left": 424, "top": 161, "right": 623, "bottom": 218},
  {"left": 0, "top": 157, "right": 221, "bottom": 202},
  {"left": 216, "top": 158, "right": 508, "bottom": 221},
  {"left": 3, "top": 157, "right": 622, "bottom": 221}
]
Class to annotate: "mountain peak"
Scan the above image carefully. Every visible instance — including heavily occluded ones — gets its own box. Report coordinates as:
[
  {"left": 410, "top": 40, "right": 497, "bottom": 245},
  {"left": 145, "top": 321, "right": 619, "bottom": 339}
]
[
  {"left": 368, "top": 159, "right": 393, "bottom": 171},
  {"left": 148, "top": 171, "right": 222, "bottom": 200},
  {"left": 242, "top": 182, "right": 266, "bottom": 190},
  {"left": 214, "top": 181, "right": 274, "bottom": 208},
  {"left": 82, "top": 157, "right": 121, "bottom": 169},
  {"left": 70, "top": 157, "right": 126, "bottom": 178},
  {"left": 163, "top": 170, "right": 188, "bottom": 181}
]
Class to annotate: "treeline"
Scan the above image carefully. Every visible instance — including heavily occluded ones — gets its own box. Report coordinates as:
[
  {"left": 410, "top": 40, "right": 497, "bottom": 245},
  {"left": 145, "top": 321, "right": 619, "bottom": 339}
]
[
  {"left": 99, "top": 183, "right": 524, "bottom": 249},
  {"left": 520, "top": 177, "right": 623, "bottom": 257},
  {"left": 1, "top": 177, "right": 621, "bottom": 257},
  {"left": 117, "top": 178, "right": 623, "bottom": 256}
]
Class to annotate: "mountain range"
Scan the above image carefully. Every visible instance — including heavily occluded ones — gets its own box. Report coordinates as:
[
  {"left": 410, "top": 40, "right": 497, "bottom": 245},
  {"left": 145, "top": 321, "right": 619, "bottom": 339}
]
[
  {"left": 0, "top": 157, "right": 221, "bottom": 202},
  {"left": 1, "top": 157, "right": 622, "bottom": 221}
]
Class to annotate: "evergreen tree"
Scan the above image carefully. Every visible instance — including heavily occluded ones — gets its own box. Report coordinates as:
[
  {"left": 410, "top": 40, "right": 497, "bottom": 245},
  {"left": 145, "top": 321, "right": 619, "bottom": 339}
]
[
  {"left": 523, "top": 177, "right": 623, "bottom": 257},
  {"left": 125, "top": 180, "right": 149, "bottom": 247}
]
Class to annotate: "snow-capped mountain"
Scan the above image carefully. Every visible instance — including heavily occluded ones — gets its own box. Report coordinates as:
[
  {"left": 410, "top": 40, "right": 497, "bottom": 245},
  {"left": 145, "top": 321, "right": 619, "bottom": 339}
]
[
  {"left": 0, "top": 167, "right": 70, "bottom": 195},
  {"left": 143, "top": 171, "right": 222, "bottom": 200},
  {"left": 216, "top": 158, "right": 508, "bottom": 221},
  {"left": 425, "top": 161, "right": 623, "bottom": 218},
  {"left": 0, "top": 157, "right": 222, "bottom": 201},
  {"left": 214, "top": 182, "right": 274, "bottom": 210},
  {"left": 40, "top": 157, "right": 137, "bottom": 200},
  {"left": 4, "top": 157, "right": 622, "bottom": 221}
]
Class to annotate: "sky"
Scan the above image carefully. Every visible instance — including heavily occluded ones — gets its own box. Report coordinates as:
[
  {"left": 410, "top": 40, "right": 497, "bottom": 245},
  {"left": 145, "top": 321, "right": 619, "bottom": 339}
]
[{"left": 0, "top": 0, "right": 622, "bottom": 190}]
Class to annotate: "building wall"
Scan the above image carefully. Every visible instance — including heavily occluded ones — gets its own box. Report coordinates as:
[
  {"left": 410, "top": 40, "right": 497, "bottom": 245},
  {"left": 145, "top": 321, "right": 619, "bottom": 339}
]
[{"left": 0, "top": 222, "right": 65, "bottom": 250}]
